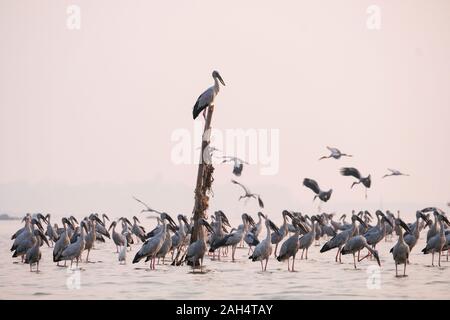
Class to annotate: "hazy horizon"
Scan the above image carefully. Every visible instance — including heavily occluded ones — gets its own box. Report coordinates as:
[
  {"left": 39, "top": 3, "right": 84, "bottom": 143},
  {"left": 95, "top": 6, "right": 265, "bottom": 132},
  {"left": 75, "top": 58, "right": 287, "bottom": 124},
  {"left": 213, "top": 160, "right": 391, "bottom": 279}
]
[{"left": 1, "top": 1, "right": 449, "bottom": 221}]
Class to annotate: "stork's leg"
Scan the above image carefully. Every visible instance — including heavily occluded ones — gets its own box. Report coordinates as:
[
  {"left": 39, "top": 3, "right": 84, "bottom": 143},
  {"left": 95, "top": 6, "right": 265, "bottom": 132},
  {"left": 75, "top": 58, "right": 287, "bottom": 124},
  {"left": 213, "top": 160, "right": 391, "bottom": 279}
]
[
  {"left": 264, "top": 258, "right": 269, "bottom": 271},
  {"left": 274, "top": 243, "right": 278, "bottom": 258},
  {"left": 339, "top": 250, "right": 342, "bottom": 263},
  {"left": 232, "top": 245, "right": 236, "bottom": 262},
  {"left": 301, "top": 248, "right": 304, "bottom": 260},
  {"left": 200, "top": 257, "right": 204, "bottom": 273},
  {"left": 116, "top": 245, "right": 119, "bottom": 253},
  {"left": 353, "top": 253, "right": 357, "bottom": 269},
  {"left": 432, "top": 252, "right": 435, "bottom": 266},
  {"left": 438, "top": 250, "right": 441, "bottom": 267},
  {"left": 395, "top": 263, "right": 398, "bottom": 277},
  {"left": 292, "top": 254, "right": 296, "bottom": 272},
  {"left": 30, "top": 264, "right": 32, "bottom": 272},
  {"left": 260, "top": 260, "right": 263, "bottom": 272},
  {"left": 37, "top": 261, "right": 39, "bottom": 272},
  {"left": 335, "top": 248, "right": 339, "bottom": 262},
  {"left": 403, "top": 262, "right": 407, "bottom": 276},
  {"left": 86, "top": 249, "right": 90, "bottom": 263},
  {"left": 305, "top": 248, "right": 308, "bottom": 260}
]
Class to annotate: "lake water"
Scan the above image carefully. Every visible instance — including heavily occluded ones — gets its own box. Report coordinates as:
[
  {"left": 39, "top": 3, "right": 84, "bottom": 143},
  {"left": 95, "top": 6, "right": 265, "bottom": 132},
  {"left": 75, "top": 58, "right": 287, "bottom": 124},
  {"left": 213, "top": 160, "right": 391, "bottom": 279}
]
[{"left": 1, "top": 220, "right": 449, "bottom": 299}]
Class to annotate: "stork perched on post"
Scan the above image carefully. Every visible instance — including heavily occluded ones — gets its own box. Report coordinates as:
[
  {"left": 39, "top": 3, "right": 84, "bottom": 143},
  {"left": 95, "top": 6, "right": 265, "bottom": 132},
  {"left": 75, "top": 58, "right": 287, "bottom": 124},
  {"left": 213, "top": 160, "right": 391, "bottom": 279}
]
[{"left": 192, "top": 70, "right": 225, "bottom": 120}]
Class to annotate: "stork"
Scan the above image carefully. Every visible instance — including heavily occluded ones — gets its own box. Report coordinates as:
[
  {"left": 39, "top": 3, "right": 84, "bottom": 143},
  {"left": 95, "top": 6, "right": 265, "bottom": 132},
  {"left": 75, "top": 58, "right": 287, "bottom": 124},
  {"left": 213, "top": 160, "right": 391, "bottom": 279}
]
[
  {"left": 382, "top": 168, "right": 409, "bottom": 178},
  {"left": 340, "top": 167, "right": 372, "bottom": 198},
  {"left": 231, "top": 179, "right": 264, "bottom": 208},
  {"left": 319, "top": 146, "right": 352, "bottom": 160},
  {"left": 192, "top": 70, "right": 225, "bottom": 119}
]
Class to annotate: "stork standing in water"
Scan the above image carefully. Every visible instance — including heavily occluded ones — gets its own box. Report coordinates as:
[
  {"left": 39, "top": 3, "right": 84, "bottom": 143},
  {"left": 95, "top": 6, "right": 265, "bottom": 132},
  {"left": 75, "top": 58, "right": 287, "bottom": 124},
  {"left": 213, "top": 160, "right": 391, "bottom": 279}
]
[
  {"left": 340, "top": 167, "right": 372, "bottom": 199},
  {"left": 53, "top": 218, "right": 73, "bottom": 266},
  {"left": 45, "top": 214, "right": 58, "bottom": 246},
  {"left": 56, "top": 221, "right": 88, "bottom": 268},
  {"left": 209, "top": 214, "right": 253, "bottom": 262},
  {"left": 422, "top": 212, "right": 450, "bottom": 267},
  {"left": 24, "top": 229, "right": 48, "bottom": 272},
  {"left": 192, "top": 70, "right": 226, "bottom": 120},
  {"left": 299, "top": 215, "right": 321, "bottom": 260},
  {"left": 108, "top": 221, "right": 126, "bottom": 253},
  {"left": 319, "top": 146, "right": 352, "bottom": 160},
  {"left": 390, "top": 218, "right": 411, "bottom": 277},
  {"left": 244, "top": 212, "right": 265, "bottom": 253},
  {"left": 402, "top": 211, "right": 430, "bottom": 259},
  {"left": 320, "top": 215, "right": 365, "bottom": 263},
  {"left": 277, "top": 218, "right": 308, "bottom": 271},
  {"left": 231, "top": 179, "right": 264, "bottom": 208},
  {"left": 183, "top": 218, "right": 214, "bottom": 272},
  {"left": 131, "top": 216, "right": 146, "bottom": 243},
  {"left": 221, "top": 156, "right": 248, "bottom": 177},
  {"left": 341, "top": 233, "right": 381, "bottom": 269},
  {"left": 249, "top": 218, "right": 279, "bottom": 272},
  {"left": 132, "top": 212, "right": 176, "bottom": 270},
  {"left": 271, "top": 210, "right": 294, "bottom": 257},
  {"left": 382, "top": 168, "right": 410, "bottom": 178}
]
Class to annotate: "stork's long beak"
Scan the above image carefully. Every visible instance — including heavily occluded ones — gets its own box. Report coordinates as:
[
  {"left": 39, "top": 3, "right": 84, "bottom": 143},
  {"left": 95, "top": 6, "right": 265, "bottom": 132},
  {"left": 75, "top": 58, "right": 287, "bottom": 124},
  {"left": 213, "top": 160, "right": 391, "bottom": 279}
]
[
  {"left": 268, "top": 219, "right": 279, "bottom": 233},
  {"left": 217, "top": 74, "right": 225, "bottom": 86},
  {"left": 356, "top": 216, "right": 367, "bottom": 228},
  {"left": 39, "top": 230, "right": 50, "bottom": 247},
  {"left": 163, "top": 213, "right": 177, "bottom": 228},
  {"left": 247, "top": 215, "right": 256, "bottom": 227},
  {"left": 294, "top": 219, "right": 308, "bottom": 233},
  {"left": 283, "top": 210, "right": 294, "bottom": 220},
  {"left": 201, "top": 219, "right": 214, "bottom": 233},
  {"left": 399, "top": 219, "right": 411, "bottom": 234}
]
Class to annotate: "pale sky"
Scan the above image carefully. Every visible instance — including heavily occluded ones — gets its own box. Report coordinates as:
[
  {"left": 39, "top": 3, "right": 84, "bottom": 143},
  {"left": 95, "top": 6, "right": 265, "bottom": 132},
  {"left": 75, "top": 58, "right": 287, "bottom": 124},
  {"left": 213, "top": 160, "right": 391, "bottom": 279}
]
[{"left": 0, "top": 0, "right": 449, "bottom": 221}]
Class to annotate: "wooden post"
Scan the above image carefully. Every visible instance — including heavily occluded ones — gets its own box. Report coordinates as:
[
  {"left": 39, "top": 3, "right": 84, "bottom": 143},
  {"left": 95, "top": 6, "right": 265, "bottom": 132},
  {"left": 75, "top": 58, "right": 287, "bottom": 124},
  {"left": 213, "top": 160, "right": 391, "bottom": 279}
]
[{"left": 190, "top": 105, "right": 215, "bottom": 243}]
